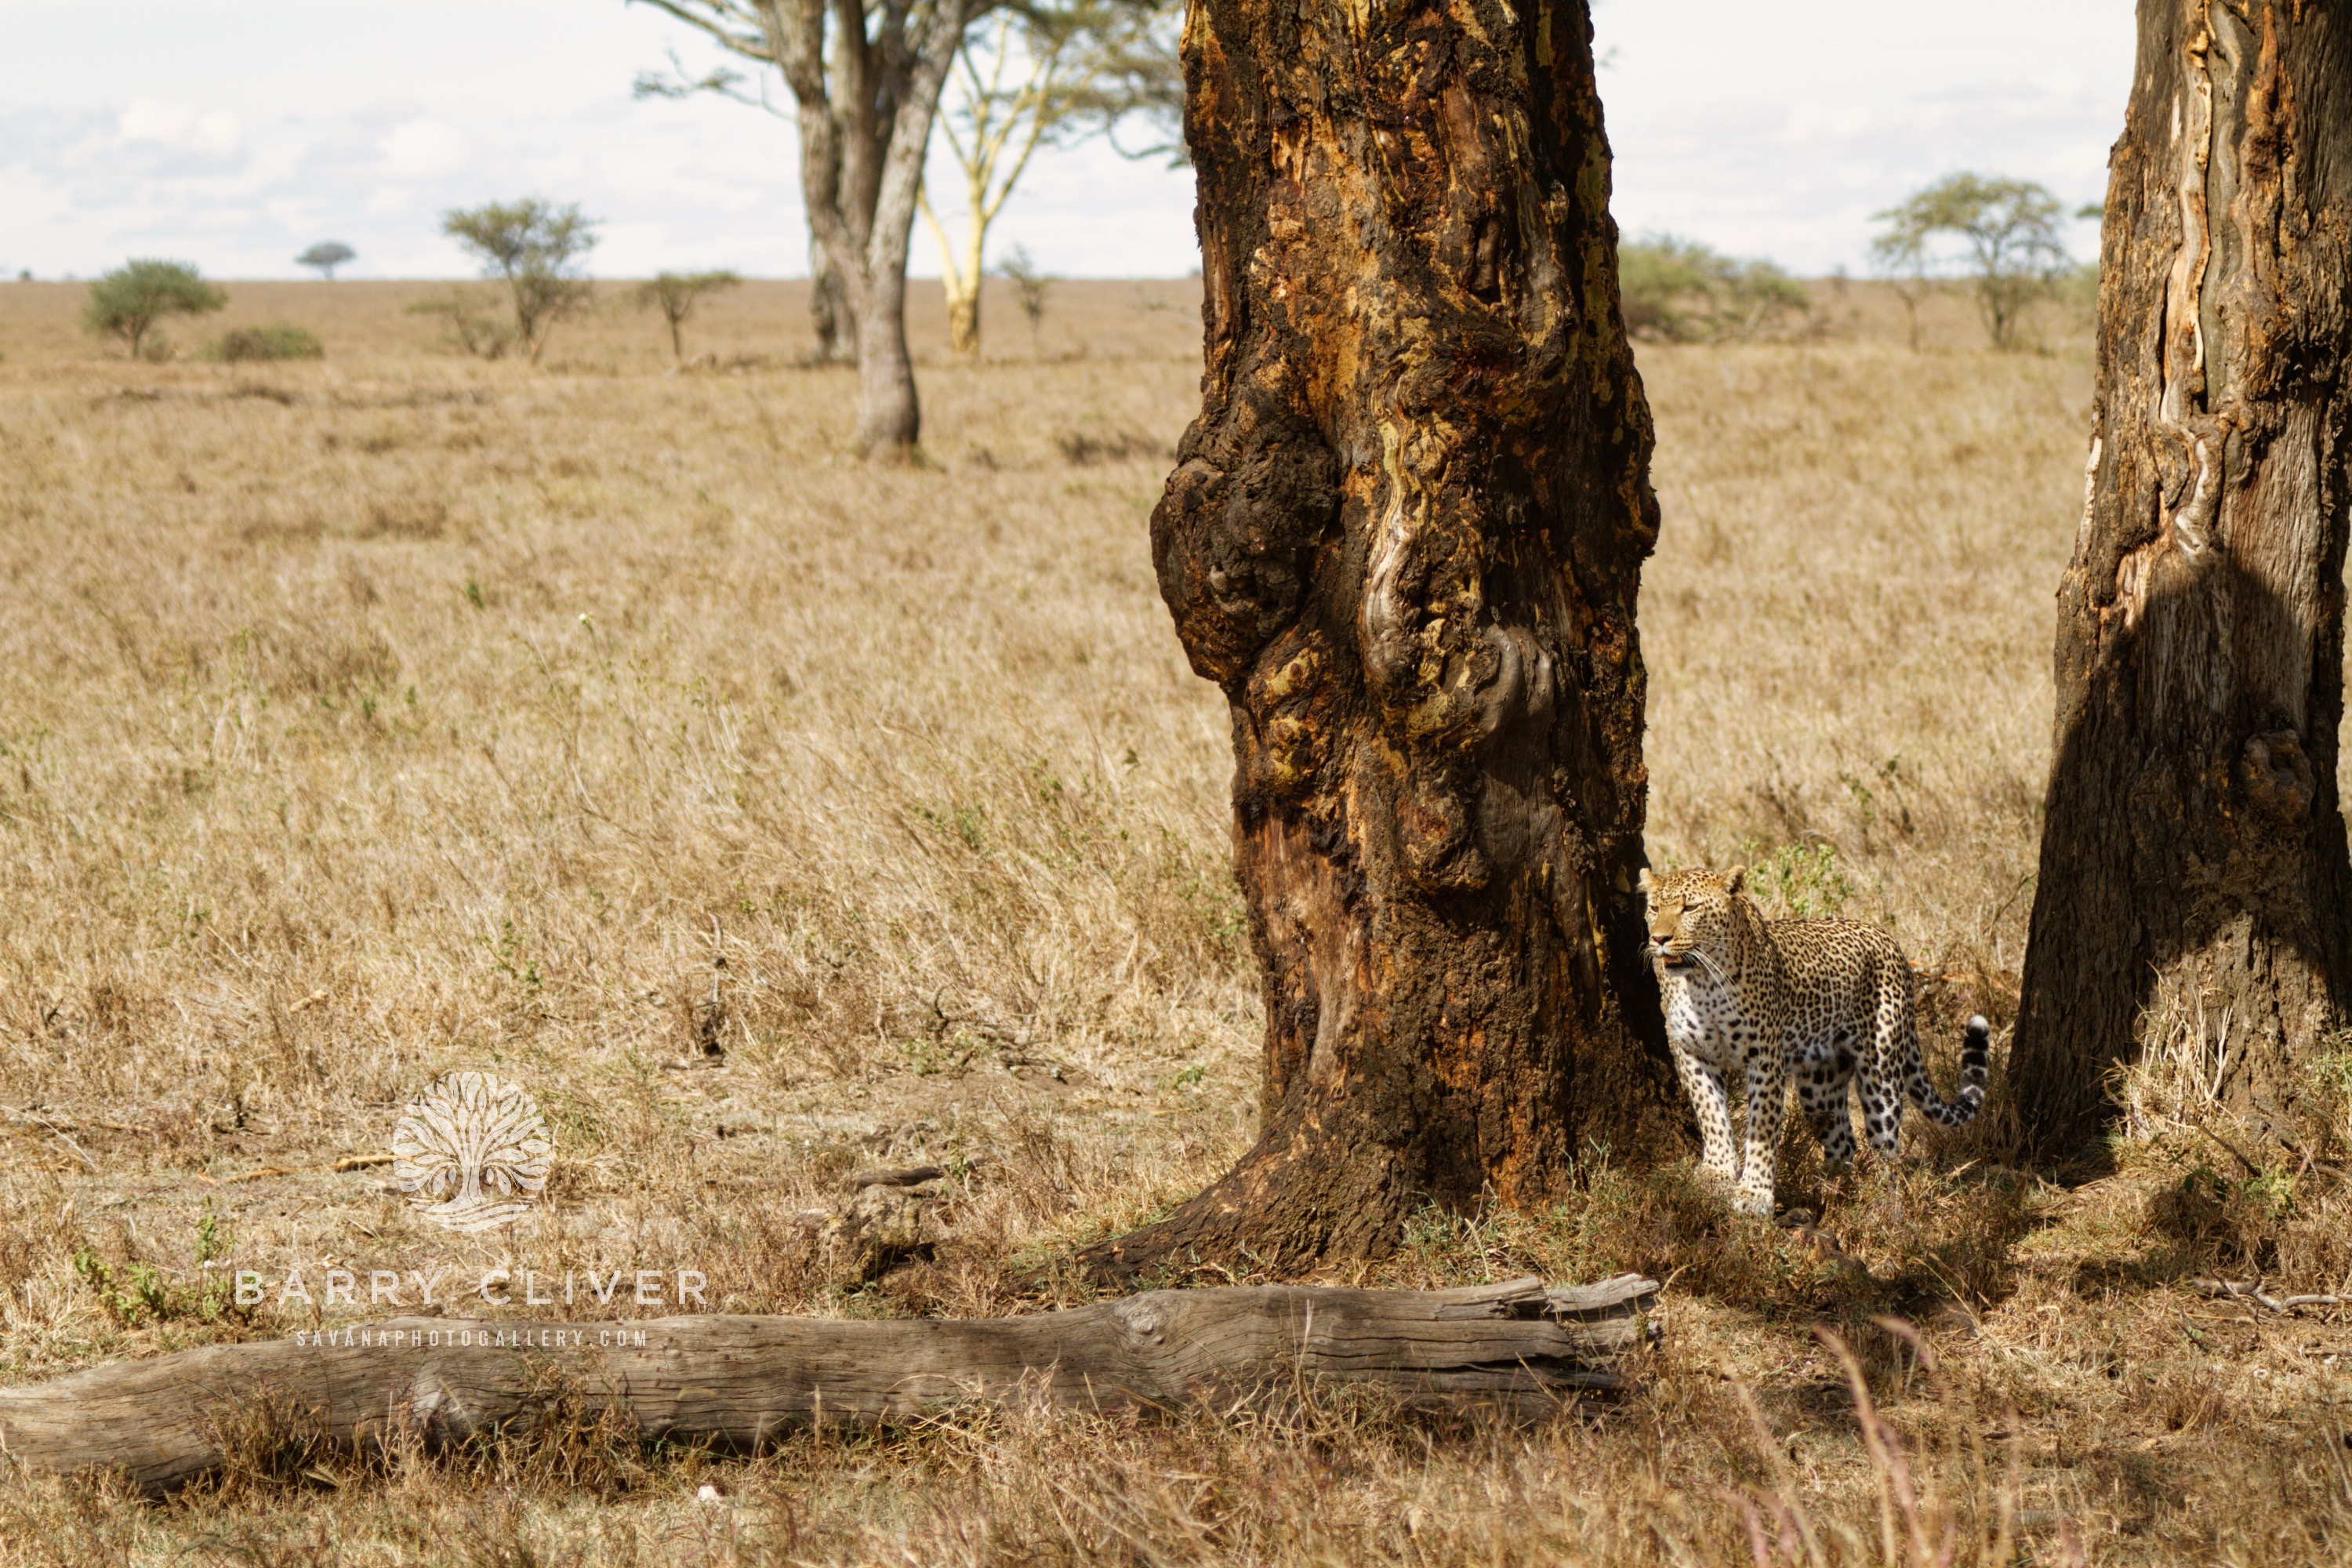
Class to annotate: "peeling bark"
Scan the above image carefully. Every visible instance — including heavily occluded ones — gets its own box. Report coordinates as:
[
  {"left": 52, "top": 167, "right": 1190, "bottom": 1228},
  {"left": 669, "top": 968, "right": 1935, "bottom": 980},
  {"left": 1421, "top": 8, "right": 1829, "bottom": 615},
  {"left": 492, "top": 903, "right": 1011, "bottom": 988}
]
[
  {"left": 2013, "top": 0, "right": 2352, "bottom": 1154},
  {"left": 1086, "top": 0, "right": 1678, "bottom": 1278}
]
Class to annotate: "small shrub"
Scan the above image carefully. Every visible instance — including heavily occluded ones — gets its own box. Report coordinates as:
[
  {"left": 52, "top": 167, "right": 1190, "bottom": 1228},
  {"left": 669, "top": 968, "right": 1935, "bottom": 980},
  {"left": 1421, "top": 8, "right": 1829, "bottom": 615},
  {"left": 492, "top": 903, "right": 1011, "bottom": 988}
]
[
  {"left": 1740, "top": 838, "right": 1855, "bottom": 919},
  {"left": 216, "top": 325, "right": 324, "bottom": 362},
  {"left": 1619, "top": 235, "right": 1811, "bottom": 345},
  {"left": 408, "top": 287, "right": 517, "bottom": 360},
  {"left": 996, "top": 245, "right": 1052, "bottom": 354},
  {"left": 71, "top": 1208, "right": 241, "bottom": 1326}
]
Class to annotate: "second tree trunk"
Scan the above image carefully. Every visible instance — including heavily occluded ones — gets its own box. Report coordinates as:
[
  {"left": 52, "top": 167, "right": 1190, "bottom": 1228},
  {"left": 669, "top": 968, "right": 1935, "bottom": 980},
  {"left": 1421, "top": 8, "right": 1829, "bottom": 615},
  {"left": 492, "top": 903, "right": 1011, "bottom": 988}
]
[{"left": 2013, "top": 0, "right": 2352, "bottom": 1154}]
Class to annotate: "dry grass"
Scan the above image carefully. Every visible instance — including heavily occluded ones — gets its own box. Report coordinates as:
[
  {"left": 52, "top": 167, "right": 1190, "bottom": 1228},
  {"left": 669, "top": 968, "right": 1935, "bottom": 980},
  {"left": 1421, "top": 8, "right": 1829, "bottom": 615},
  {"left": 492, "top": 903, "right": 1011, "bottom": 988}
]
[{"left": 2, "top": 275, "right": 2350, "bottom": 1563}]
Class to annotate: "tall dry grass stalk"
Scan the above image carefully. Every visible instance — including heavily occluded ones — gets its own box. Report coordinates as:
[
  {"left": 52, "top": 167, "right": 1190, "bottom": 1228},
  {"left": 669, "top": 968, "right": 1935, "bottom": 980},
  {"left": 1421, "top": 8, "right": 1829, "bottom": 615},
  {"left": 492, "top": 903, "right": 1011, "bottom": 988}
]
[{"left": 2, "top": 278, "right": 2350, "bottom": 1562}]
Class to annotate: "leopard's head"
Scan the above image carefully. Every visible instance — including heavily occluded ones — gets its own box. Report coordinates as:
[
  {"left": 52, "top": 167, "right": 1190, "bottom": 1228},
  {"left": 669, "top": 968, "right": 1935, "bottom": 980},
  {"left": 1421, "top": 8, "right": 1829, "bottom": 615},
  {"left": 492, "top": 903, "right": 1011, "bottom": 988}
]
[{"left": 1636, "top": 865, "right": 1749, "bottom": 980}]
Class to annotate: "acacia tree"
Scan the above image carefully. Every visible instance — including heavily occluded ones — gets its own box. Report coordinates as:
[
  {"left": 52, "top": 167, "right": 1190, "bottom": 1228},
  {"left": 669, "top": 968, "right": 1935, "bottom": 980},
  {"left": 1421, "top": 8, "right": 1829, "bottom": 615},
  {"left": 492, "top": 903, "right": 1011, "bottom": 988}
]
[
  {"left": 2011, "top": 0, "right": 2352, "bottom": 1154},
  {"left": 1081, "top": 0, "right": 1679, "bottom": 1278},
  {"left": 441, "top": 200, "right": 600, "bottom": 365},
  {"left": 83, "top": 260, "right": 225, "bottom": 360},
  {"left": 917, "top": 0, "right": 1181, "bottom": 357},
  {"left": 1871, "top": 173, "right": 2071, "bottom": 350},
  {"left": 918, "top": 13, "right": 1068, "bottom": 358},
  {"left": 296, "top": 241, "right": 356, "bottom": 281},
  {"left": 635, "top": 0, "right": 978, "bottom": 455},
  {"left": 637, "top": 269, "right": 742, "bottom": 361}
]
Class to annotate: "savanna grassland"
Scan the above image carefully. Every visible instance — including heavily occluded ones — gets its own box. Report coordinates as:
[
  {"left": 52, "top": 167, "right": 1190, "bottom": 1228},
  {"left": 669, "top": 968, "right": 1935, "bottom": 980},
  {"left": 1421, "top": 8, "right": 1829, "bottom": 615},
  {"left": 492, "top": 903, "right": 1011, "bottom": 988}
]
[{"left": 2, "top": 274, "right": 2350, "bottom": 1564}]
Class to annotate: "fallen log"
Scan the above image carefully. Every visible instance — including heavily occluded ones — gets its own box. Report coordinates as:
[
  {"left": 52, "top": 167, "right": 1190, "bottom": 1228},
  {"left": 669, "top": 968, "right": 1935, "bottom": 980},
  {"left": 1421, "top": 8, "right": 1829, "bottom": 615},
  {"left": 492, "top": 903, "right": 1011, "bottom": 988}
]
[{"left": 0, "top": 1273, "right": 1655, "bottom": 1495}]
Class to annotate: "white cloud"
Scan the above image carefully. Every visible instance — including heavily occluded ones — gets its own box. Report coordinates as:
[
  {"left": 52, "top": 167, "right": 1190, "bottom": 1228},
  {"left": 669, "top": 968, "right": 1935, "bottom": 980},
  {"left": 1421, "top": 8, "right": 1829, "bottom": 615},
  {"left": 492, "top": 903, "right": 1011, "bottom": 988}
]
[
  {"left": 377, "top": 118, "right": 470, "bottom": 181},
  {"left": 116, "top": 99, "right": 242, "bottom": 154}
]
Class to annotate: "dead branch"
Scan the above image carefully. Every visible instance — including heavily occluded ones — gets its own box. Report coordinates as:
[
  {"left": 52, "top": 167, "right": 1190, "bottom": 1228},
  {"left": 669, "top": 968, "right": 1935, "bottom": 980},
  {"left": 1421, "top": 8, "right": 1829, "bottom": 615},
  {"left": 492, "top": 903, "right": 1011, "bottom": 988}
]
[
  {"left": 0, "top": 1275, "right": 1656, "bottom": 1495},
  {"left": 2190, "top": 1277, "right": 2348, "bottom": 1315}
]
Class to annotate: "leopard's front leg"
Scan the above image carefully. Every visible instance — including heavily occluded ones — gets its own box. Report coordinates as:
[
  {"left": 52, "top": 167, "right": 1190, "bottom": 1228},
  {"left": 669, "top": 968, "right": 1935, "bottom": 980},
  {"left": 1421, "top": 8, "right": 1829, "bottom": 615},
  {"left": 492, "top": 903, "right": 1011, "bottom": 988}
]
[
  {"left": 1733, "top": 1047, "right": 1790, "bottom": 1218},
  {"left": 1671, "top": 1044, "right": 1740, "bottom": 1187}
]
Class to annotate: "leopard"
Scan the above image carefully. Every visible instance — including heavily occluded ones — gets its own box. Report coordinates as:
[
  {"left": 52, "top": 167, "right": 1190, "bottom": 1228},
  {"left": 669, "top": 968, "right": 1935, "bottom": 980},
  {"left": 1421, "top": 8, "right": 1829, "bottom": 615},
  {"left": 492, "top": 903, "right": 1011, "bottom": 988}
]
[{"left": 1637, "top": 864, "right": 1989, "bottom": 1218}]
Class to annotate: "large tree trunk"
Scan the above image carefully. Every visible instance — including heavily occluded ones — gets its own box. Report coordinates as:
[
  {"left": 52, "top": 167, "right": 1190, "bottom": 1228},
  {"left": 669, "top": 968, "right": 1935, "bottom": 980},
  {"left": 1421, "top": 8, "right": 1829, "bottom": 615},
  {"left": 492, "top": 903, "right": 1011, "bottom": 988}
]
[
  {"left": 1084, "top": 0, "right": 1679, "bottom": 1279},
  {"left": 2011, "top": 1, "right": 2352, "bottom": 1156}
]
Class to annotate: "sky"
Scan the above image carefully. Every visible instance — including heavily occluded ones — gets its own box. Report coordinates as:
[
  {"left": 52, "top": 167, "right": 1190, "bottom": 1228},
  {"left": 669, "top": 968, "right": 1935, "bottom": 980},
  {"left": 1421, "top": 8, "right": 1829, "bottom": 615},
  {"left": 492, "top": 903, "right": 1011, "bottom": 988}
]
[{"left": 0, "top": 2, "right": 2135, "bottom": 281}]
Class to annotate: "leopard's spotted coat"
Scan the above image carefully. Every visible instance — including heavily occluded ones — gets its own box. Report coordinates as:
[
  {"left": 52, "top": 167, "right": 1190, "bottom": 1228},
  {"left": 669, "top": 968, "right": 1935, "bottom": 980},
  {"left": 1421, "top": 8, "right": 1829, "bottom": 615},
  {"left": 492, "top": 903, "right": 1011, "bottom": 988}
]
[{"left": 1639, "top": 865, "right": 1989, "bottom": 1217}]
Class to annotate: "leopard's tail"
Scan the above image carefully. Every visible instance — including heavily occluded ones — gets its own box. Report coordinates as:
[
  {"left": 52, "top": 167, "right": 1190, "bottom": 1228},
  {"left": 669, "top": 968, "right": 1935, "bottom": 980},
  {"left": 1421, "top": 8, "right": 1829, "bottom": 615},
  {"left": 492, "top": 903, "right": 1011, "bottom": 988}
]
[{"left": 1906, "top": 1014, "right": 1990, "bottom": 1126}]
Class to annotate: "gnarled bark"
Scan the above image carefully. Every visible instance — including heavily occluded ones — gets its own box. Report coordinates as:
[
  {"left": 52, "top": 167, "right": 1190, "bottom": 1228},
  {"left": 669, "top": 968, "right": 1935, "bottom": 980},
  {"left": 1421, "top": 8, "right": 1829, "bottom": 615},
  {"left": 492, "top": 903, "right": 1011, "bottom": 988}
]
[
  {"left": 2013, "top": 1, "right": 2352, "bottom": 1155},
  {"left": 1085, "top": 0, "right": 1679, "bottom": 1279}
]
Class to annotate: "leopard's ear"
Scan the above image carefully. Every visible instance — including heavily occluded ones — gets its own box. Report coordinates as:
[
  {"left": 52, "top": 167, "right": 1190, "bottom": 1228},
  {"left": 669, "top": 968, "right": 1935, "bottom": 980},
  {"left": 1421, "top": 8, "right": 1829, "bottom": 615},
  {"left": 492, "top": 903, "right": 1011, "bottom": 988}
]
[
  {"left": 1635, "top": 867, "right": 1654, "bottom": 893},
  {"left": 1722, "top": 865, "right": 1748, "bottom": 896}
]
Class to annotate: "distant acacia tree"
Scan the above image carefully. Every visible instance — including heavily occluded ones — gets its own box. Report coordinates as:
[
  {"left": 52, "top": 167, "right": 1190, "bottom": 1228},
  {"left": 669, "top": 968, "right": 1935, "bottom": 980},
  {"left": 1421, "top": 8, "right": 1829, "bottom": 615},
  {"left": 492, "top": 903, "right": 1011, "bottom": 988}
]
[
  {"left": 636, "top": 269, "right": 741, "bottom": 361},
  {"left": 83, "top": 260, "right": 226, "bottom": 360},
  {"left": 1871, "top": 174, "right": 2071, "bottom": 350},
  {"left": 296, "top": 241, "right": 357, "bottom": 281},
  {"left": 440, "top": 200, "right": 600, "bottom": 365}
]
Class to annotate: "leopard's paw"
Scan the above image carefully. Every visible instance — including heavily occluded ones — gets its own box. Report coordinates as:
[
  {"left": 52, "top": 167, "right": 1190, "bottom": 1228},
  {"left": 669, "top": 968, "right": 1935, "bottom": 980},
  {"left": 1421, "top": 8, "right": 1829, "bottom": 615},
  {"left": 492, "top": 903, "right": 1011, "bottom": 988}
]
[{"left": 1696, "top": 1157, "right": 1740, "bottom": 1190}]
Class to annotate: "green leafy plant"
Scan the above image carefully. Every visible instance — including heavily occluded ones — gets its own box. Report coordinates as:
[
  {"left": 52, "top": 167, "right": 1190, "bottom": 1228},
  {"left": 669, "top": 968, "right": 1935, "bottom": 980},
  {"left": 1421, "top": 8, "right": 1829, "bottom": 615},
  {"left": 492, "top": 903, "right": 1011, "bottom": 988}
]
[
  {"left": 1837, "top": 755, "right": 1915, "bottom": 849},
  {"left": 73, "top": 1207, "right": 240, "bottom": 1326},
  {"left": 83, "top": 260, "right": 227, "bottom": 360},
  {"left": 1617, "top": 235, "right": 1810, "bottom": 345},
  {"left": 1740, "top": 839, "right": 1855, "bottom": 920},
  {"left": 488, "top": 917, "right": 543, "bottom": 990}
]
